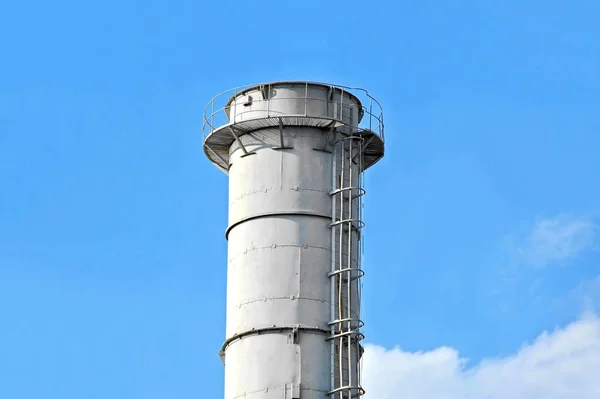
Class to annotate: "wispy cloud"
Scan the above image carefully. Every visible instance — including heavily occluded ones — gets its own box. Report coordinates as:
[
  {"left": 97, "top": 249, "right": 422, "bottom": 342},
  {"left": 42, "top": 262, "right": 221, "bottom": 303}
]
[
  {"left": 576, "top": 275, "right": 600, "bottom": 312},
  {"left": 484, "top": 214, "right": 598, "bottom": 316},
  {"left": 517, "top": 214, "right": 598, "bottom": 267},
  {"left": 363, "top": 313, "right": 600, "bottom": 399},
  {"left": 554, "top": 275, "right": 600, "bottom": 315}
]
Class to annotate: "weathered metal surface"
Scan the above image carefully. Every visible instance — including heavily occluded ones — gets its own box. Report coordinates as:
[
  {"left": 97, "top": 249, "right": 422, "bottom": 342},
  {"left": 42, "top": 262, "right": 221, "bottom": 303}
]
[
  {"left": 225, "top": 128, "right": 333, "bottom": 399},
  {"left": 203, "top": 81, "right": 385, "bottom": 399}
]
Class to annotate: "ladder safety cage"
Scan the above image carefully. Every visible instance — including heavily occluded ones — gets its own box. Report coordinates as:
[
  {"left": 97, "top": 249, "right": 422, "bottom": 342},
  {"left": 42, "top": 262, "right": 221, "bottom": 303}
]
[{"left": 329, "top": 133, "right": 367, "bottom": 399}]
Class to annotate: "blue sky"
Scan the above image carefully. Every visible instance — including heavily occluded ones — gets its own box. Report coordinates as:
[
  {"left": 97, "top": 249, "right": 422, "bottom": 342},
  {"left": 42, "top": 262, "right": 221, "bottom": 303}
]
[{"left": 1, "top": 0, "right": 599, "bottom": 398}]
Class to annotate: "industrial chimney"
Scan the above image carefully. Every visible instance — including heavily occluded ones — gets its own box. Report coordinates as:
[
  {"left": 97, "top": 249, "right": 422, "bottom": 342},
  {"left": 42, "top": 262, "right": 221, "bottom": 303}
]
[{"left": 203, "top": 81, "right": 385, "bottom": 399}]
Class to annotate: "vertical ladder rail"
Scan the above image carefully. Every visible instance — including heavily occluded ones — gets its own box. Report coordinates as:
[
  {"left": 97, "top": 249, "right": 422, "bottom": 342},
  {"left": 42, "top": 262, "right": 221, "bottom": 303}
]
[
  {"left": 356, "top": 138, "right": 365, "bottom": 392},
  {"left": 330, "top": 137, "right": 337, "bottom": 396},
  {"left": 347, "top": 137, "right": 353, "bottom": 394},
  {"left": 338, "top": 139, "right": 345, "bottom": 397}
]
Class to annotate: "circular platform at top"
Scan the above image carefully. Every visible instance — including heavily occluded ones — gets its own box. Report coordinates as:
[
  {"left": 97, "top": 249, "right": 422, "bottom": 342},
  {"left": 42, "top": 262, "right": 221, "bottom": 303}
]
[{"left": 202, "top": 81, "right": 385, "bottom": 174}]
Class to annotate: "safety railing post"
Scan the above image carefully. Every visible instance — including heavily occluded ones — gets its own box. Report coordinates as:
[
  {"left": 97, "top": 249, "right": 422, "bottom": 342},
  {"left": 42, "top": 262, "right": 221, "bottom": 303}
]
[
  {"left": 233, "top": 87, "right": 237, "bottom": 124},
  {"left": 369, "top": 98, "right": 372, "bottom": 131},
  {"left": 211, "top": 99, "right": 214, "bottom": 136},
  {"left": 304, "top": 82, "right": 308, "bottom": 116},
  {"left": 267, "top": 84, "right": 271, "bottom": 118}
]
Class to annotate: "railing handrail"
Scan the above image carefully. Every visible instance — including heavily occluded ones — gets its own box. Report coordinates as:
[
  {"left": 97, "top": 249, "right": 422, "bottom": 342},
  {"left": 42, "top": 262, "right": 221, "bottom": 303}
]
[
  {"left": 202, "top": 81, "right": 384, "bottom": 142},
  {"left": 203, "top": 80, "right": 381, "bottom": 108},
  {"left": 205, "top": 96, "right": 383, "bottom": 127}
]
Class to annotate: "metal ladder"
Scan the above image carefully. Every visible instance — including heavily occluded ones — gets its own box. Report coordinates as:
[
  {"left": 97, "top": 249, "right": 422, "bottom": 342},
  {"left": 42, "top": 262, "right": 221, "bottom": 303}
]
[{"left": 328, "top": 132, "right": 366, "bottom": 399}]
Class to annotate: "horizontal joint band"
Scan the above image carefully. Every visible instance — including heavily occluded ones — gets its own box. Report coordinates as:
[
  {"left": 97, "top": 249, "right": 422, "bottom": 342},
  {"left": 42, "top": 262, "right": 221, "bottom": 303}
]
[
  {"left": 221, "top": 325, "right": 330, "bottom": 352},
  {"left": 226, "top": 211, "right": 330, "bottom": 239}
]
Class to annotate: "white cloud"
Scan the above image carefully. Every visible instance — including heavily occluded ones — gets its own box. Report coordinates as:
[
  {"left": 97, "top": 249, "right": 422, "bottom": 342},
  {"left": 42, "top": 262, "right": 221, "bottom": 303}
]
[
  {"left": 518, "top": 214, "right": 597, "bottom": 267},
  {"left": 362, "top": 313, "right": 600, "bottom": 399}
]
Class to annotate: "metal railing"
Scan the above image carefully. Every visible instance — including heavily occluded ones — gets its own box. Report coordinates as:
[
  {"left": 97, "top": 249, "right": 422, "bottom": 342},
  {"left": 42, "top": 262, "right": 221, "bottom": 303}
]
[{"left": 202, "top": 81, "right": 385, "bottom": 141}]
